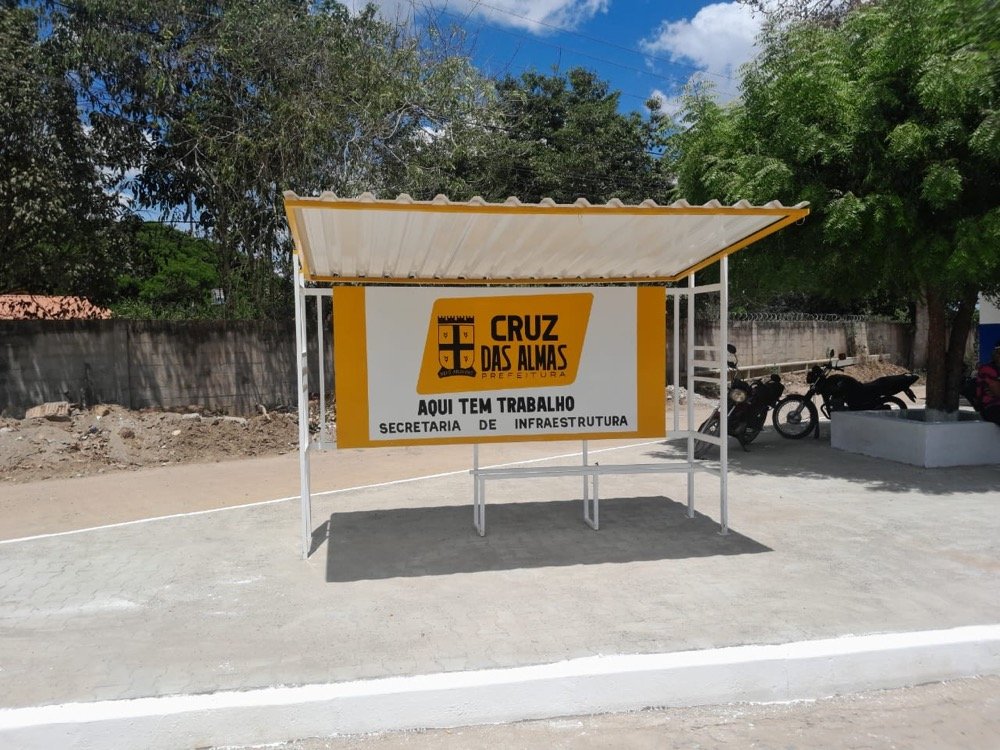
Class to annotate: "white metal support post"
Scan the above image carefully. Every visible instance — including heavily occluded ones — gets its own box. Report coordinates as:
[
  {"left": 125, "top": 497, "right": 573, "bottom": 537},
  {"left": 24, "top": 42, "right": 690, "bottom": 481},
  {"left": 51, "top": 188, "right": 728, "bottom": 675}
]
[
  {"left": 672, "top": 291, "right": 681, "bottom": 434},
  {"left": 718, "top": 257, "right": 730, "bottom": 535},
  {"left": 665, "top": 265, "right": 729, "bottom": 536},
  {"left": 686, "top": 274, "right": 696, "bottom": 519},
  {"left": 294, "top": 255, "right": 312, "bottom": 559},
  {"left": 316, "top": 291, "right": 329, "bottom": 448}
]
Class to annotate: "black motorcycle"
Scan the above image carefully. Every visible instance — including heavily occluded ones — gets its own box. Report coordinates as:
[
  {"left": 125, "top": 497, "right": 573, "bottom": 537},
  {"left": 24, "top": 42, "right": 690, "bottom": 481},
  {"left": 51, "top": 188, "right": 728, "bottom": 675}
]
[
  {"left": 693, "top": 344, "right": 799, "bottom": 458},
  {"left": 774, "top": 349, "right": 919, "bottom": 438}
]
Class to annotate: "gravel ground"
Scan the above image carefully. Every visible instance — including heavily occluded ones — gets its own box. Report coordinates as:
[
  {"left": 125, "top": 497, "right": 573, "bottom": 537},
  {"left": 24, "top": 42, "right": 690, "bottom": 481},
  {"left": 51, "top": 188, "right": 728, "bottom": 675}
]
[
  {"left": 0, "top": 361, "right": 918, "bottom": 483},
  {"left": 0, "top": 404, "right": 303, "bottom": 482}
]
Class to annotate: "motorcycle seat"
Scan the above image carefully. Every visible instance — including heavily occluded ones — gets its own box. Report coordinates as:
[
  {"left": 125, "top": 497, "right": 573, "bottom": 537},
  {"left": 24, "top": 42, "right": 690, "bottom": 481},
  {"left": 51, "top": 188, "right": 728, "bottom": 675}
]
[{"left": 866, "top": 373, "right": 919, "bottom": 397}]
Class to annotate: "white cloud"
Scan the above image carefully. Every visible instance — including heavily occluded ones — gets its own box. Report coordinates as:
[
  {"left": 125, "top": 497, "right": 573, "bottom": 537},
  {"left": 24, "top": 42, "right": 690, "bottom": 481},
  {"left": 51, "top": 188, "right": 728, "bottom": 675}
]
[
  {"left": 641, "top": 2, "right": 762, "bottom": 80},
  {"left": 648, "top": 88, "right": 684, "bottom": 120},
  {"left": 348, "top": 0, "right": 609, "bottom": 34}
]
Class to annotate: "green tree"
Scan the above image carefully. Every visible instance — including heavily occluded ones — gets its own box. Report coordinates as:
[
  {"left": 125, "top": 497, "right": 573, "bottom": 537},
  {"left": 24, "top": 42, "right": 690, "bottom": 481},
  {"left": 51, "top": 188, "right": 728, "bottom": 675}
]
[
  {"left": 113, "top": 221, "right": 220, "bottom": 315},
  {"left": 739, "top": 0, "right": 872, "bottom": 27},
  {"left": 0, "top": 2, "right": 121, "bottom": 300},
  {"left": 57, "top": 0, "right": 488, "bottom": 317},
  {"left": 409, "top": 67, "right": 669, "bottom": 204},
  {"left": 671, "top": 0, "right": 1000, "bottom": 411}
]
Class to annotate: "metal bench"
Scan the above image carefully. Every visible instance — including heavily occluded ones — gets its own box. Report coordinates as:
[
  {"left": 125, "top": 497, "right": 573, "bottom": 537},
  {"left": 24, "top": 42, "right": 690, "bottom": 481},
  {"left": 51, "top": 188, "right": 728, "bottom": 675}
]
[{"left": 470, "top": 442, "right": 718, "bottom": 536}]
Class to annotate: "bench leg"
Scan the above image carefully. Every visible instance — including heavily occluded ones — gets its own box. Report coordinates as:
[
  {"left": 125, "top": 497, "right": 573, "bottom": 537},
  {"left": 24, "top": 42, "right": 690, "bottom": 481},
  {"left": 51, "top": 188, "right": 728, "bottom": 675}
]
[
  {"left": 472, "top": 444, "right": 485, "bottom": 537},
  {"left": 583, "top": 471, "right": 599, "bottom": 530},
  {"left": 474, "top": 476, "right": 486, "bottom": 537},
  {"left": 593, "top": 472, "right": 600, "bottom": 530}
]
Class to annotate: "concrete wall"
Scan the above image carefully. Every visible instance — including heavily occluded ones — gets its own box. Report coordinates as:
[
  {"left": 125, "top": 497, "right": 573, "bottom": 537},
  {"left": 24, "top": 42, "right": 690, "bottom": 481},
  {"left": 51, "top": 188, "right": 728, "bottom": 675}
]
[
  {"left": 713, "top": 319, "right": 912, "bottom": 368},
  {"left": 2, "top": 317, "right": 911, "bottom": 416},
  {"left": 0, "top": 320, "right": 333, "bottom": 417},
  {"left": 671, "top": 319, "right": 913, "bottom": 381}
]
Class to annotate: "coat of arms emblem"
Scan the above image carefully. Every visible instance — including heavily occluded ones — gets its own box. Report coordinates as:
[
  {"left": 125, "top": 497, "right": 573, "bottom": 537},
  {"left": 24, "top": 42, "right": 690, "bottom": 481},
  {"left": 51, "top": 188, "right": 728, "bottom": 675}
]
[{"left": 438, "top": 315, "right": 476, "bottom": 378}]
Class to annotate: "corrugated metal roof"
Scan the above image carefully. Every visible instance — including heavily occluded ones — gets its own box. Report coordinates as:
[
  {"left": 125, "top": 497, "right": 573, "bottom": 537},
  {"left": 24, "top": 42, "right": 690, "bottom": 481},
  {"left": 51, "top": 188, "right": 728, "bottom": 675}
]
[{"left": 283, "top": 192, "right": 809, "bottom": 284}]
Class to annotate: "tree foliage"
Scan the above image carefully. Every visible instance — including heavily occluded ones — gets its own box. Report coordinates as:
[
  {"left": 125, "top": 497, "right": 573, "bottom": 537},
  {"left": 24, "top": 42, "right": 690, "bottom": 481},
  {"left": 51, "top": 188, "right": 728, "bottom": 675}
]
[
  {"left": 4, "top": 3, "right": 672, "bottom": 317},
  {"left": 48, "top": 0, "right": 489, "bottom": 317},
  {"left": 114, "top": 221, "right": 219, "bottom": 313},
  {"left": 672, "top": 0, "right": 1000, "bottom": 410},
  {"left": 408, "top": 67, "right": 669, "bottom": 204},
  {"left": 739, "top": 0, "right": 874, "bottom": 27},
  {"left": 0, "top": 3, "right": 121, "bottom": 300}
]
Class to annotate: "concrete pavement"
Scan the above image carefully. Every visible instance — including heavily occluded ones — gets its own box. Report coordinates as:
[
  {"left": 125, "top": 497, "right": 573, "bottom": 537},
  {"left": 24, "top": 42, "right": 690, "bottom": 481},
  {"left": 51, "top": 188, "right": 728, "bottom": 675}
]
[{"left": 1, "top": 424, "right": 998, "bottom": 747}]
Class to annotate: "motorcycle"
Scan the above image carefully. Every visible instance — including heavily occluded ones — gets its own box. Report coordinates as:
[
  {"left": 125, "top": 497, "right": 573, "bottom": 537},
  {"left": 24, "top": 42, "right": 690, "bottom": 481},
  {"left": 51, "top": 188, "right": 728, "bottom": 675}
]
[
  {"left": 774, "top": 349, "right": 919, "bottom": 438},
  {"left": 693, "top": 344, "right": 809, "bottom": 458}
]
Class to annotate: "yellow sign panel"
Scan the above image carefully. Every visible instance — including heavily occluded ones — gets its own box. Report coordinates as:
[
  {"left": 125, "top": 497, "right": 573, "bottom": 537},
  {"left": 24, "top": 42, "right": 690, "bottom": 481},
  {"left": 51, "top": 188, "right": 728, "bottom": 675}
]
[
  {"left": 333, "top": 286, "right": 665, "bottom": 448},
  {"left": 417, "top": 294, "right": 592, "bottom": 394}
]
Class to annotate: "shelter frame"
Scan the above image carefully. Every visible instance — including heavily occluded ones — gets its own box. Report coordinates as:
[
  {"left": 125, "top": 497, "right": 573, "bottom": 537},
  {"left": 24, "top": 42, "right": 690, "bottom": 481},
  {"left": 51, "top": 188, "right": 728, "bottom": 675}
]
[
  {"left": 285, "top": 192, "right": 808, "bottom": 559},
  {"left": 292, "top": 257, "right": 732, "bottom": 560}
]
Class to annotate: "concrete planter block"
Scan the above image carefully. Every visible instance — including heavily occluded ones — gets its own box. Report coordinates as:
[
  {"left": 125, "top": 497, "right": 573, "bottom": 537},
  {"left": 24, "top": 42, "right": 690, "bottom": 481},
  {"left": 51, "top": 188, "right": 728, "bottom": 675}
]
[{"left": 831, "top": 409, "right": 1000, "bottom": 467}]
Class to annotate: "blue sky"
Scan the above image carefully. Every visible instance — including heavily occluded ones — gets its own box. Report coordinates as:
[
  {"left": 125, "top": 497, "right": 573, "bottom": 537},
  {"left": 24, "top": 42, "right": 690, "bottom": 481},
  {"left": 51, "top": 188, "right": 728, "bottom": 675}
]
[{"left": 349, "top": 1, "right": 766, "bottom": 114}]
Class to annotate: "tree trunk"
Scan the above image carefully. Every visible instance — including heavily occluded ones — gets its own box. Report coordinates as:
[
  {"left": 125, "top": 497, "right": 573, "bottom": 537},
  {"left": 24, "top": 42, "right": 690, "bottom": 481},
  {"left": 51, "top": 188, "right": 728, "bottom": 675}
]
[
  {"left": 923, "top": 285, "right": 977, "bottom": 413},
  {"left": 910, "top": 297, "right": 929, "bottom": 369},
  {"left": 944, "top": 287, "right": 977, "bottom": 412},
  {"left": 924, "top": 287, "right": 947, "bottom": 411}
]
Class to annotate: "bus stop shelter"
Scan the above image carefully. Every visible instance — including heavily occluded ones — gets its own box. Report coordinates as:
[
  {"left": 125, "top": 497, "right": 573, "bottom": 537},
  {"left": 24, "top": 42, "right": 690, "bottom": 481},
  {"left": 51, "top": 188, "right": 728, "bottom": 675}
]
[{"left": 284, "top": 192, "right": 809, "bottom": 558}]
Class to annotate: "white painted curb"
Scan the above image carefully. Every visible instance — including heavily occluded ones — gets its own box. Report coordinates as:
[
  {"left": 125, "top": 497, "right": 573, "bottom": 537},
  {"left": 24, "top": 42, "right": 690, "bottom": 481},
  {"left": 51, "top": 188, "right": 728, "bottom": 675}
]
[{"left": 2, "top": 624, "right": 999, "bottom": 750}]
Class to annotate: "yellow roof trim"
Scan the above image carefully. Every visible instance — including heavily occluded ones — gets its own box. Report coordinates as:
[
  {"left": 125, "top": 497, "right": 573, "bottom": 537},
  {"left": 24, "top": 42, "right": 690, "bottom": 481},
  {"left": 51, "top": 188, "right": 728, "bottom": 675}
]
[{"left": 284, "top": 196, "right": 806, "bottom": 218}]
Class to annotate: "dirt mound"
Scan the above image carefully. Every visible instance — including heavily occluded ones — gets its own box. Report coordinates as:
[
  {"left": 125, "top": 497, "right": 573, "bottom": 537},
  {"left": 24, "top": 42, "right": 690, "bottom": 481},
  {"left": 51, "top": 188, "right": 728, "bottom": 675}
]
[
  {"left": 0, "top": 361, "right": 919, "bottom": 484},
  {"left": 0, "top": 403, "right": 331, "bottom": 484},
  {"left": 780, "top": 358, "right": 921, "bottom": 394}
]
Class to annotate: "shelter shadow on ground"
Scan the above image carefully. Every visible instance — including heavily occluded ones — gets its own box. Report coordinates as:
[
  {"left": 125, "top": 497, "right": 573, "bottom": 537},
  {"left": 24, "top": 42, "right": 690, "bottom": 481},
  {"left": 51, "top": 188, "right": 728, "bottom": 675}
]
[
  {"left": 647, "top": 431, "right": 1000, "bottom": 495},
  {"left": 323, "top": 496, "right": 769, "bottom": 582}
]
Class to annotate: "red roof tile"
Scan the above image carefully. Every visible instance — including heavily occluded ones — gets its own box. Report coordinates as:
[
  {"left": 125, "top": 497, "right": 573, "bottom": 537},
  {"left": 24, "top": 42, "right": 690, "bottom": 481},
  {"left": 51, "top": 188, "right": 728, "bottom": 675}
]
[{"left": 0, "top": 295, "right": 113, "bottom": 320}]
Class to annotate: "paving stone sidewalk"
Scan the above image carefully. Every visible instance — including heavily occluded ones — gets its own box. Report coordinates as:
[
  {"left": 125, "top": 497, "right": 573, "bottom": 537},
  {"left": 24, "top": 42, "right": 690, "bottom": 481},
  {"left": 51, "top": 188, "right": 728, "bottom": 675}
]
[{"left": 1, "top": 431, "right": 998, "bottom": 709}]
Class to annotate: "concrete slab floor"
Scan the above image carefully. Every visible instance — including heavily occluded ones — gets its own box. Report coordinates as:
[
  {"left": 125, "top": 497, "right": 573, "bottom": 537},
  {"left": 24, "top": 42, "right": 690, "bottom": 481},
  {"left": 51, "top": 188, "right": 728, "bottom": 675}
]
[{"left": 0, "top": 428, "right": 998, "bottom": 710}]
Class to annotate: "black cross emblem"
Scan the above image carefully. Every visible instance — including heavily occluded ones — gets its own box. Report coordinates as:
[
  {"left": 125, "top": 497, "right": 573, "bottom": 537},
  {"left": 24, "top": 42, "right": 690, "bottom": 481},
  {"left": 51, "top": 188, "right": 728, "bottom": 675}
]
[
  {"left": 438, "top": 316, "right": 475, "bottom": 377},
  {"left": 441, "top": 324, "right": 473, "bottom": 361}
]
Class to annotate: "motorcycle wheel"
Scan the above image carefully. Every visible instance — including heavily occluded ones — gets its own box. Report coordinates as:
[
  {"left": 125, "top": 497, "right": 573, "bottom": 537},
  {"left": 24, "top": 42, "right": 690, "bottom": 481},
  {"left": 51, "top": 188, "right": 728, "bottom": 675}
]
[
  {"left": 772, "top": 395, "right": 817, "bottom": 439},
  {"left": 693, "top": 414, "right": 721, "bottom": 459},
  {"left": 882, "top": 396, "right": 907, "bottom": 410}
]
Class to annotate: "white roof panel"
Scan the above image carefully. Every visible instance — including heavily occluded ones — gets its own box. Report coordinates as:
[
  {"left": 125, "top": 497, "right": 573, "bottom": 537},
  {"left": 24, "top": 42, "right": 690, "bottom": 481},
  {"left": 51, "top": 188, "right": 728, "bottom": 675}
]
[{"left": 284, "top": 192, "right": 809, "bottom": 284}]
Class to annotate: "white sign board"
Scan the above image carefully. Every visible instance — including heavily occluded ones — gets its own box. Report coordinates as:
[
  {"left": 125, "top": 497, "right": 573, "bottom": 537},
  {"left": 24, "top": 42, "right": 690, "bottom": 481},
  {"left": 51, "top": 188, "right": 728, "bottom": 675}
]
[{"left": 333, "top": 286, "right": 665, "bottom": 447}]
